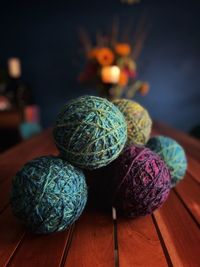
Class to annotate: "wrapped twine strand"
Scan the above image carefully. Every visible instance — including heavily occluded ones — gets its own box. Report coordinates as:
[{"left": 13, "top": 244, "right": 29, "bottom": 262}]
[
  {"left": 53, "top": 96, "right": 127, "bottom": 169},
  {"left": 147, "top": 136, "right": 187, "bottom": 187},
  {"left": 10, "top": 156, "right": 88, "bottom": 234},
  {"left": 113, "top": 99, "right": 152, "bottom": 146},
  {"left": 112, "top": 145, "right": 171, "bottom": 217}
]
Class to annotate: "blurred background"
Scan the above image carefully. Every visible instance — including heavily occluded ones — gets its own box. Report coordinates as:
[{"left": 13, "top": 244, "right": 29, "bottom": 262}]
[{"left": 0, "top": 0, "right": 200, "bottom": 151}]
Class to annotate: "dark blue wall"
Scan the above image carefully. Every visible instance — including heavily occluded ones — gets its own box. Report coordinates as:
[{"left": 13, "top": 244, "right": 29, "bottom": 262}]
[{"left": 1, "top": 0, "right": 200, "bottom": 131}]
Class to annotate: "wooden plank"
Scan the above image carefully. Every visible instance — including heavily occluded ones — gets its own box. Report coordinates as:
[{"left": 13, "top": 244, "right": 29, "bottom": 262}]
[
  {"left": 175, "top": 173, "right": 200, "bottom": 226},
  {"left": 65, "top": 212, "right": 114, "bottom": 267},
  {"left": 187, "top": 157, "right": 200, "bottom": 184},
  {"left": 0, "top": 207, "right": 25, "bottom": 267},
  {"left": 0, "top": 110, "right": 22, "bottom": 128},
  {"left": 153, "top": 121, "right": 200, "bottom": 161},
  {"left": 117, "top": 216, "right": 168, "bottom": 267},
  {"left": 154, "top": 191, "right": 200, "bottom": 267},
  {"left": 8, "top": 228, "right": 72, "bottom": 267},
  {"left": 0, "top": 178, "right": 12, "bottom": 213},
  {"left": 0, "top": 129, "right": 57, "bottom": 177},
  {"left": 0, "top": 206, "right": 70, "bottom": 267}
]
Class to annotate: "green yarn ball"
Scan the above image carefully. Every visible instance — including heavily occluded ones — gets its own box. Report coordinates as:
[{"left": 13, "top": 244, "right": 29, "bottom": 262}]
[
  {"left": 113, "top": 99, "right": 152, "bottom": 146},
  {"left": 53, "top": 96, "right": 127, "bottom": 169},
  {"left": 147, "top": 136, "right": 187, "bottom": 187},
  {"left": 10, "top": 156, "right": 88, "bottom": 234}
]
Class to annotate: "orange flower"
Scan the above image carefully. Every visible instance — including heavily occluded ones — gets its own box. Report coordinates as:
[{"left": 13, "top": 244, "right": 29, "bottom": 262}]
[
  {"left": 118, "top": 71, "right": 128, "bottom": 86},
  {"left": 115, "top": 43, "right": 131, "bottom": 56},
  {"left": 96, "top": 47, "right": 114, "bottom": 66},
  {"left": 140, "top": 82, "right": 150, "bottom": 96},
  {"left": 87, "top": 48, "right": 100, "bottom": 59}
]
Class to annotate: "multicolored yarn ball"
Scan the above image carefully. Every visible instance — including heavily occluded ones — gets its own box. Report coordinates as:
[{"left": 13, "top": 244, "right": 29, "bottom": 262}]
[
  {"left": 10, "top": 156, "right": 88, "bottom": 234},
  {"left": 112, "top": 145, "right": 171, "bottom": 218},
  {"left": 147, "top": 136, "right": 187, "bottom": 187},
  {"left": 113, "top": 99, "right": 152, "bottom": 146},
  {"left": 53, "top": 96, "right": 127, "bottom": 169}
]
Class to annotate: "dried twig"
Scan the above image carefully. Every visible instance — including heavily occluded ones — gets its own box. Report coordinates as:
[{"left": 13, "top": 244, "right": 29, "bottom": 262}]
[
  {"left": 132, "top": 31, "right": 146, "bottom": 60},
  {"left": 111, "top": 16, "right": 119, "bottom": 46},
  {"left": 78, "top": 28, "right": 92, "bottom": 55},
  {"left": 132, "top": 11, "right": 150, "bottom": 60},
  {"left": 122, "top": 19, "right": 133, "bottom": 43},
  {"left": 96, "top": 31, "right": 104, "bottom": 47}
]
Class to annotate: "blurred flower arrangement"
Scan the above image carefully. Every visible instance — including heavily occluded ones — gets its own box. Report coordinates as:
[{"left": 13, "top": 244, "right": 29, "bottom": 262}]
[
  {"left": 121, "top": 0, "right": 141, "bottom": 5},
  {"left": 78, "top": 18, "right": 149, "bottom": 100}
]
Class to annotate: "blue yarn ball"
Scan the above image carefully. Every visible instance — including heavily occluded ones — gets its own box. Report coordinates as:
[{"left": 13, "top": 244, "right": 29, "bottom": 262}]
[
  {"left": 147, "top": 136, "right": 187, "bottom": 187},
  {"left": 10, "top": 156, "right": 88, "bottom": 234},
  {"left": 53, "top": 96, "right": 127, "bottom": 169}
]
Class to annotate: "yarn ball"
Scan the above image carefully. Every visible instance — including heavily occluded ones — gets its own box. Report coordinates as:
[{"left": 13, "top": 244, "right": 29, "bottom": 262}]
[
  {"left": 147, "top": 136, "right": 187, "bottom": 187},
  {"left": 113, "top": 99, "right": 152, "bottom": 146},
  {"left": 10, "top": 156, "right": 88, "bottom": 234},
  {"left": 53, "top": 96, "right": 127, "bottom": 169},
  {"left": 112, "top": 145, "right": 171, "bottom": 218}
]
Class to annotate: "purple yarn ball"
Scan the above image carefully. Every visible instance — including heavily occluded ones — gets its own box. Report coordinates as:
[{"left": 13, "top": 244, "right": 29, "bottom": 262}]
[{"left": 113, "top": 145, "right": 171, "bottom": 218}]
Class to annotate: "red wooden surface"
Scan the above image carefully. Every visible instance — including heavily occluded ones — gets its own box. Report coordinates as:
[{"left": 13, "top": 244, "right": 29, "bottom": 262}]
[
  {"left": 8, "top": 229, "right": 72, "bottom": 267},
  {"left": 0, "top": 208, "right": 25, "bottom": 267},
  {"left": 0, "top": 124, "right": 199, "bottom": 267},
  {"left": 153, "top": 121, "right": 200, "bottom": 266},
  {"left": 187, "top": 157, "right": 200, "bottom": 184},
  {"left": 65, "top": 212, "right": 114, "bottom": 267},
  {"left": 154, "top": 191, "right": 200, "bottom": 267},
  {"left": 117, "top": 216, "right": 168, "bottom": 267},
  {"left": 175, "top": 174, "right": 200, "bottom": 225}
]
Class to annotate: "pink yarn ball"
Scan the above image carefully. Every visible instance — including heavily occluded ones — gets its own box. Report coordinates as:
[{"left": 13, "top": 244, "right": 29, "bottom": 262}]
[{"left": 113, "top": 145, "right": 171, "bottom": 218}]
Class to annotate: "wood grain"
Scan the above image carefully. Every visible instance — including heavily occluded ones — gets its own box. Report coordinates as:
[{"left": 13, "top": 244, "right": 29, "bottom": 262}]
[
  {"left": 0, "top": 207, "right": 25, "bottom": 267},
  {"left": 0, "top": 129, "right": 57, "bottom": 177},
  {"left": 175, "top": 173, "right": 200, "bottom": 226},
  {"left": 117, "top": 216, "right": 168, "bottom": 267},
  {"left": 187, "top": 157, "right": 200, "bottom": 184},
  {"left": 7, "top": 229, "right": 71, "bottom": 267},
  {"left": 65, "top": 211, "right": 114, "bottom": 267},
  {"left": 154, "top": 191, "right": 200, "bottom": 267}
]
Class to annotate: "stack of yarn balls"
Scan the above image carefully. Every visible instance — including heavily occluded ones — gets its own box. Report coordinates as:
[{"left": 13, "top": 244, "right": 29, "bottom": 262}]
[{"left": 10, "top": 95, "right": 187, "bottom": 234}]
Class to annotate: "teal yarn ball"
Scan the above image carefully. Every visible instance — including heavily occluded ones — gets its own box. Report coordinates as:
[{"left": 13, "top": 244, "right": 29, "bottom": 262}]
[
  {"left": 53, "top": 96, "right": 127, "bottom": 169},
  {"left": 147, "top": 136, "right": 187, "bottom": 187},
  {"left": 10, "top": 156, "right": 88, "bottom": 234}
]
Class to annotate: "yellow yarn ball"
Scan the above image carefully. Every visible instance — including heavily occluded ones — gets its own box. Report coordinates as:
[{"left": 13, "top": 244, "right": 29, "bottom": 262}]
[{"left": 113, "top": 99, "right": 152, "bottom": 145}]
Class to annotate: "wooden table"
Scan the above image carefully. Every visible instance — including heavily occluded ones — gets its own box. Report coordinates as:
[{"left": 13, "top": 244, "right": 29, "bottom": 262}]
[
  {"left": 0, "top": 109, "right": 22, "bottom": 152},
  {"left": 0, "top": 122, "right": 199, "bottom": 267}
]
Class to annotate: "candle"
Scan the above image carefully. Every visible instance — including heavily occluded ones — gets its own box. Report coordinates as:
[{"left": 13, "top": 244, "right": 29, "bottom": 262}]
[
  {"left": 101, "top": 66, "right": 120, "bottom": 84},
  {"left": 8, "top": 57, "right": 21, "bottom": 78}
]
